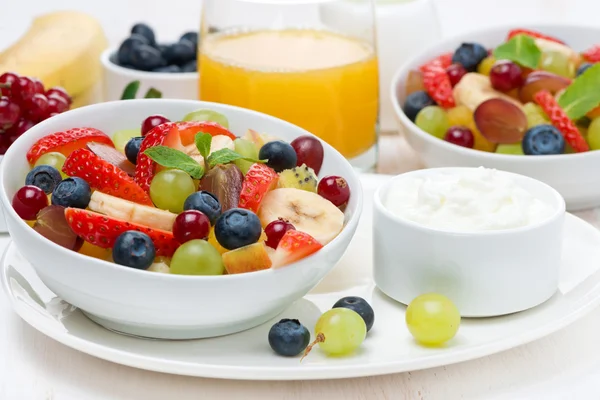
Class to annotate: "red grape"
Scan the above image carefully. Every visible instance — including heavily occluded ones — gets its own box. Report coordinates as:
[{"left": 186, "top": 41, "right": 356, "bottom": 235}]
[
  {"left": 264, "top": 219, "right": 295, "bottom": 249},
  {"left": 25, "top": 94, "right": 49, "bottom": 122},
  {"left": 0, "top": 96, "right": 21, "bottom": 129},
  {"left": 31, "top": 78, "right": 45, "bottom": 95},
  {"left": 141, "top": 114, "right": 170, "bottom": 136},
  {"left": 47, "top": 95, "right": 69, "bottom": 114},
  {"left": 10, "top": 76, "right": 36, "bottom": 103},
  {"left": 519, "top": 71, "right": 571, "bottom": 104},
  {"left": 172, "top": 210, "right": 210, "bottom": 243},
  {"left": 0, "top": 72, "right": 19, "bottom": 96},
  {"left": 6, "top": 118, "right": 35, "bottom": 143},
  {"left": 444, "top": 126, "right": 475, "bottom": 148},
  {"left": 317, "top": 176, "right": 350, "bottom": 207},
  {"left": 290, "top": 135, "right": 324, "bottom": 175},
  {"left": 474, "top": 98, "right": 528, "bottom": 144},
  {"left": 45, "top": 87, "right": 71, "bottom": 106},
  {"left": 12, "top": 185, "right": 48, "bottom": 220},
  {"left": 490, "top": 61, "right": 523, "bottom": 92},
  {"left": 446, "top": 64, "right": 467, "bottom": 87},
  {"left": 34, "top": 205, "right": 83, "bottom": 251}
]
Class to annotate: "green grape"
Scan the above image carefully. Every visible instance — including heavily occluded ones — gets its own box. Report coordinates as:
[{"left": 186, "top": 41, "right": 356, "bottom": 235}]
[
  {"left": 311, "top": 308, "right": 366, "bottom": 356},
  {"left": 587, "top": 117, "right": 600, "bottom": 150},
  {"left": 112, "top": 129, "right": 141, "bottom": 153},
  {"left": 415, "top": 106, "right": 450, "bottom": 139},
  {"left": 150, "top": 169, "right": 196, "bottom": 213},
  {"left": 170, "top": 239, "right": 224, "bottom": 275},
  {"left": 496, "top": 143, "right": 524, "bottom": 155},
  {"left": 523, "top": 102, "right": 549, "bottom": 129},
  {"left": 233, "top": 138, "right": 259, "bottom": 174},
  {"left": 34, "top": 152, "right": 68, "bottom": 178},
  {"left": 539, "top": 50, "right": 575, "bottom": 78},
  {"left": 182, "top": 109, "right": 229, "bottom": 128},
  {"left": 405, "top": 293, "right": 460, "bottom": 346}
]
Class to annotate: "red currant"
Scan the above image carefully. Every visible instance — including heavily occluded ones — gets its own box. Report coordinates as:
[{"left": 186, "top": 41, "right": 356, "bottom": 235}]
[
  {"left": 0, "top": 72, "right": 19, "bottom": 96},
  {"left": 264, "top": 218, "right": 295, "bottom": 249},
  {"left": 0, "top": 135, "right": 11, "bottom": 155},
  {"left": 12, "top": 185, "right": 48, "bottom": 220},
  {"left": 141, "top": 115, "right": 171, "bottom": 136},
  {"left": 47, "top": 95, "right": 69, "bottom": 114},
  {"left": 490, "top": 61, "right": 523, "bottom": 92},
  {"left": 0, "top": 96, "right": 21, "bottom": 129},
  {"left": 10, "top": 76, "right": 36, "bottom": 103},
  {"left": 6, "top": 118, "right": 35, "bottom": 144},
  {"left": 444, "top": 126, "right": 475, "bottom": 148},
  {"left": 446, "top": 64, "right": 467, "bottom": 87},
  {"left": 172, "top": 210, "right": 210, "bottom": 243},
  {"left": 45, "top": 87, "right": 72, "bottom": 106},
  {"left": 317, "top": 176, "right": 350, "bottom": 208},
  {"left": 25, "top": 94, "right": 49, "bottom": 122},
  {"left": 31, "top": 78, "right": 45, "bottom": 95}
]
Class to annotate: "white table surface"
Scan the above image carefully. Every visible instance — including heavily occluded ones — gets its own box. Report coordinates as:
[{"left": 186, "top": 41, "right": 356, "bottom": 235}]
[{"left": 4, "top": 0, "right": 600, "bottom": 399}]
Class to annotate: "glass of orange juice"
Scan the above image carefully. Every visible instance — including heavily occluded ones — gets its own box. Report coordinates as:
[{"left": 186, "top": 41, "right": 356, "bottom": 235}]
[{"left": 199, "top": 0, "right": 379, "bottom": 171}]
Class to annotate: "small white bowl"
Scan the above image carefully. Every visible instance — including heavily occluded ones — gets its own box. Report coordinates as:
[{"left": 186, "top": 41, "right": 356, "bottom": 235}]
[
  {"left": 391, "top": 24, "right": 600, "bottom": 211},
  {"left": 100, "top": 48, "right": 198, "bottom": 102},
  {"left": 0, "top": 99, "right": 363, "bottom": 339},
  {"left": 373, "top": 167, "right": 565, "bottom": 317}
]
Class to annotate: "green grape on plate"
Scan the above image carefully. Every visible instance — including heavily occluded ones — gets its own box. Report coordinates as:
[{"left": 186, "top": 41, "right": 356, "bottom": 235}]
[
  {"left": 406, "top": 293, "right": 460, "bottom": 346},
  {"left": 523, "top": 102, "right": 549, "bottom": 129},
  {"left": 496, "top": 143, "right": 524, "bottom": 155},
  {"left": 150, "top": 169, "right": 196, "bottom": 213},
  {"left": 587, "top": 117, "right": 600, "bottom": 151},
  {"left": 233, "top": 138, "right": 259, "bottom": 174},
  {"left": 170, "top": 239, "right": 225, "bottom": 275},
  {"left": 34, "top": 152, "right": 68, "bottom": 178},
  {"left": 302, "top": 308, "right": 366, "bottom": 359},
  {"left": 415, "top": 106, "right": 450, "bottom": 139},
  {"left": 539, "top": 50, "right": 575, "bottom": 79},
  {"left": 112, "top": 129, "right": 141, "bottom": 153},
  {"left": 182, "top": 109, "right": 229, "bottom": 128}
]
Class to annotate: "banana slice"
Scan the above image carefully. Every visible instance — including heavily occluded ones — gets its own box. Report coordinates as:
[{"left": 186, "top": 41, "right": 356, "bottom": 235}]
[
  {"left": 148, "top": 261, "right": 170, "bottom": 274},
  {"left": 182, "top": 135, "right": 234, "bottom": 166},
  {"left": 258, "top": 188, "right": 344, "bottom": 245},
  {"left": 89, "top": 191, "right": 176, "bottom": 231},
  {"left": 453, "top": 73, "right": 523, "bottom": 111}
]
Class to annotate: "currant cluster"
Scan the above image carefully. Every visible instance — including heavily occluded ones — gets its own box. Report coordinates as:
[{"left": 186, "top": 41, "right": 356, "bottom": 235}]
[{"left": 0, "top": 72, "right": 72, "bottom": 155}]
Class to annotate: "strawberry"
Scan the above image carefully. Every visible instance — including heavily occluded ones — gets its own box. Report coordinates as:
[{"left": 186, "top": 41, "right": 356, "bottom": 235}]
[
  {"left": 420, "top": 52, "right": 453, "bottom": 70},
  {"left": 506, "top": 29, "right": 565, "bottom": 45},
  {"left": 65, "top": 208, "right": 180, "bottom": 256},
  {"left": 419, "top": 64, "right": 456, "bottom": 109},
  {"left": 134, "top": 122, "right": 181, "bottom": 192},
  {"left": 238, "top": 163, "right": 278, "bottom": 213},
  {"left": 271, "top": 230, "right": 323, "bottom": 268},
  {"left": 63, "top": 148, "right": 153, "bottom": 205},
  {"left": 177, "top": 121, "right": 237, "bottom": 145},
  {"left": 582, "top": 45, "right": 600, "bottom": 63},
  {"left": 26, "top": 127, "right": 113, "bottom": 164},
  {"left": 534, "top": 90, "right": 590, "bottom": 153}
]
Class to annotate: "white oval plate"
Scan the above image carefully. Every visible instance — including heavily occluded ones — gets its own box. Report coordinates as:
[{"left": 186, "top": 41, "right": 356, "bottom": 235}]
[{"left": 3, "top": 174, "right": 600, "bottom": 381}]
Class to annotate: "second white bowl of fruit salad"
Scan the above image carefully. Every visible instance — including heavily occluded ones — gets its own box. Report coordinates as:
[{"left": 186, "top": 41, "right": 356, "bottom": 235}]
[
  {"left": 0, "top": 99, "right": 362, "bottom": 339},
  {"left": 391, "top": 24, "right": 600, "bottom": 211}
]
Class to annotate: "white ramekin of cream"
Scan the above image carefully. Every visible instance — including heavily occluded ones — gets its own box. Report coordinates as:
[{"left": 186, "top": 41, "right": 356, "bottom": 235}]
[{"left": 373, "top": 167, "right": 566, "bottom": 317}]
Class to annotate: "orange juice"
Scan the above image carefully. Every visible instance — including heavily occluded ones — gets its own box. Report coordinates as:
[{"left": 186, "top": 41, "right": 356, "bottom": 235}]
[{"left": 199, "top": 29, "right": 379, "bottom": 159}]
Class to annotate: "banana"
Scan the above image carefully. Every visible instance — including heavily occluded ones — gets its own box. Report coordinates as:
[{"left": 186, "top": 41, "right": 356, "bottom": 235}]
[
  {"left": 453, "top": 73, "right": 523, "bottom": 111},
  {"left": 148, "top": 261, "right": 170, "bottom": 274},
  {"left": 258, "top": 188, "right": 344, "bottom": 245},
  {"left": 183, "top": 135, "right": 234, "bottom": 166},
  {"left": 534, "top": 38, "right": 581, "bottom": 66},
  {"left": 89, "top": 191, "right": 176, "bottom": 231}
]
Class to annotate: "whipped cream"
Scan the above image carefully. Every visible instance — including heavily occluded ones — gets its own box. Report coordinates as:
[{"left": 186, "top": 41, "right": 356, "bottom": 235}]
[{"left": 384, "top": 168, "right": 554, "bottom": 232}]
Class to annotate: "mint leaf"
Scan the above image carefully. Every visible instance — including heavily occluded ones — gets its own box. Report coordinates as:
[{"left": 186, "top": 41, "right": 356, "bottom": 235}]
[
  {"left": 493, "top": 35, "right": 541, "bottom": 69},
  {"left": 558, "top": 63, "right": 600, "bottom": 120},
  {"left": 144, "top": 146, "right": 204, "bottom": 179},
  {"left": 121, "top": 81, "right": 140, "bottom": 100},
  {"left": 195, "top": 133, "right": 212, "bottom": 160},
  {"left": 144, "top": 87, "right": 162, "bottom": 99},
  {"left": 206, "top": 148, "right": 263, "bottom": 169}
]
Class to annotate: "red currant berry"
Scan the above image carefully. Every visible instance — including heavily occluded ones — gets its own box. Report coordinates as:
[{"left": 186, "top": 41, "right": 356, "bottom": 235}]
[
  {"left": 45, "top": 87, "right": 72, "bottom": 106},
  {"left": 0, "top": 96, "right": 21, "bottom": 129},
  {"left": 141, "top": 115, "right": 170, "bottom": 136},
  {"left": 264, "top": 218, "right": 295, "bottom": 249},
  {"left": 490, "top": 60, "right": 523, "bottom": 92},
  {"left": 47, "top": 95, "right": 69, "bottom": 114},
  {"left": 444, "top": 126, "right": 475, "bottom": 148},
  {"left": 446, "top": 64, "right": 467, "bottom": 87},
  {"left": 25, "top": 94, "right": 49, "bottom": 122},
  {"left": 10, "top": 76, "right": 37, "bottom": 103},
  {"left": 12, "top": 185, "right": 48, "bottom": 220},
  {"left": 6, "top": 118, "right": 35, "bottom": 144},
  {"left": 31, "top": 78, "right": 45, "bottom": 95},
  {"left": 172, "top": 210, "right": 210, "bottom": 243},
  {"left": 0, "top": 135, "right": 10, "bottom": 155},
  {"left": 317, "top": 176, "right": 350, "bottom": 208},
  {"left": 0, "top": 72, "right": 19, "bottom": 96}
]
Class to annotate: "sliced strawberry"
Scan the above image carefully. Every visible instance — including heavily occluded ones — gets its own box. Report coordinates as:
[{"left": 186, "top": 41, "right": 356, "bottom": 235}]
[
  {"left": 177, "top": 121, "right": 237, "bottom": 145},
  {"left": 420, "top": 52, "right": 453, "bottom": 70},
  {"left": 63, "top": 148, "right": 153, "bottom": 205},
  {"left": 419, "top": 64, "right": 456, "bottom": 108},
  {"left": 582, "top": 45, "right": 600, "bottom": 63},
  {"left": 238, "top": 163, "right": 278, "bottom": 213},
  {"left": 134, "top": 123, "right": 181, "bottom": 192},
  {"left": 534, "top": 90, "right": 589, "bottom": 152},
  {"left": 272, "top": 230, "right": 323, "bottom": 268},
  {"left": 65, "top": 208, "right": 180, "bottom": 256},
  {"left": 27, "top": 127, "right": 113, "bottom": 164},
  {"left": 507, "top": 29, "right": 565, "bottom": 45}
]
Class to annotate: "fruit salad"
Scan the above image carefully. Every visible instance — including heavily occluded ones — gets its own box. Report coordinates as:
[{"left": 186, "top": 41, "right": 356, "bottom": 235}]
[
  {"left": 402, "top": 28, "right": 600, "bottom": 156},
  {"left": 12, "top": 109, "right": 351, "bottom": 275}
]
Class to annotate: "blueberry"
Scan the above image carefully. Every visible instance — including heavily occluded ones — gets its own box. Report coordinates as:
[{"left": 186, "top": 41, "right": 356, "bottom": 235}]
[
  {"left": 452, "top": 42, "right": 488, "bottom": 72},
  {"left": 577, "top": 62, "right": 594, "bottom": 77},
  {"left": 522, "top": 124, "right": 565, "bottom": 155},
  {"left": 332, "top": 296, "right": 375, "bottom": 332},
  {"left": 163, "top": 40, "right": 196, "bottom": 66},
  {"left": 112, "top": 231, "right": 155, "bottom": 270},
  {"left": 125, "top": 137, "right": 144, "bottom": 164},
  {"left": 184, "top": 191, "right": 221, "bottom": 225},
  {"left": 258, "top": 141, "right": 297, "bottom": 172},
  {"left": 116, "top": 34, "right": 149, "bottom": 66},
  {"left": 181, "top": 60, "right": 197, "bottom": 73},
  {"left": 157, "top": 44, "right": 169, "bottom": 56},
  {"left": 153, "top": 65, "right": 181, "bottom": 73},
  {"left": 51, "top": 177, "right": 91, "bottom": 209},
  {"left": 25, "top": 165, "right": 62, "bottom": 194},
  {"left": 268, "top": 319, "right": 310, "bottom": 357},
  {"left": 180, "top": 31, "right": 199, "bottom": 48},
  {"left": 403, "top": 90, "right": 435, "bottom": 122},
  {"left": 131, "top": 23, "right": 156, "bottom": 46},
  {"left": 130, "top": 44, "right": 166, "bottom": 71},
  {"left": 214, "top": 208, "right": 262, "bottom": 250}
]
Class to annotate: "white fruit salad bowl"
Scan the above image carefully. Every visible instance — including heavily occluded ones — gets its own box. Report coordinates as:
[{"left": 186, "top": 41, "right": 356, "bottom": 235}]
[
  {"left": 0, "top": 99, "right": 362, "bottom": 339},
  {"left": 391, "top": 24, "right": 600, "bottom": 211}
]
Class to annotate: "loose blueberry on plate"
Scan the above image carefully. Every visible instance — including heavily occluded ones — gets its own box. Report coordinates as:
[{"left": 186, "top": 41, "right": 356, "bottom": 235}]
[
  {"left": 259, "top": 141, "right": 297, "bottom": 173},
  {"left": 268, "top": 319, "right": 311, "bottom": 357},
  {"left": 112, "top": 231, "right": 156, "bottom": 270},
  {"left": 332, "top": 296, "right": 375, "bottom": 332},
  {"left": 214, "top": 208, "right": 262, "bottom": 250},
  {"left": 403, "top": 90, "right": 435, "bottom": 122},
  {"left": 51, "top": 177, "right": 91, "bottom": 209},
  {"left": 124, "top": 137, "right": 144, "bottom": 164},
  {"left": 577, "top": 62, "right": 594, "bottom": 77},
  {"left": 452, "top": 42, "right": 488, "bottom": 72},
  {"left": 163, "top": 40, "right": 196, "bottom": 66},
  {"left": 184, "top": 191, "right": 222, "bottom": 225},
  {"left": 25, "top": 165, "right": 62, "bottom": 194},
  {"left": 130, "top": 45, "right": 166, "bottom": 71},
  {"left": 12, "top": 185, "right": 48, "bottom": 220},
  {"left": 180, "top": 32, "right": 199, "bottom": 48},
  {"left": 522, "top": 124, "right": 565, "bottom": 155},
  {"left": 117, "top": 34, "right": 149, "bottom": 66},
  {"left": 131, "top": 23, "right": 156, "bottom": 46}
]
